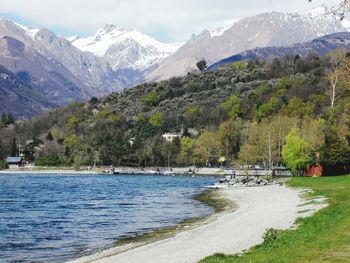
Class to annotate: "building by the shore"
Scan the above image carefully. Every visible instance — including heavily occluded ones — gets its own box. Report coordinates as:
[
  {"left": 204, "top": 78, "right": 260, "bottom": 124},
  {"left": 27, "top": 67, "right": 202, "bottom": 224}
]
[{"left": 6, "top": 157, "right": 23, "bottom": 169}]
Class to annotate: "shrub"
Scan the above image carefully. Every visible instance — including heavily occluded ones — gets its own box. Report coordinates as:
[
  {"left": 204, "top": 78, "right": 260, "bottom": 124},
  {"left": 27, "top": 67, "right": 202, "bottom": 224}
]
[
  {"left": 34, "top": 155, "right": 70, "bottom": 166},
  {"left": 143, "top": 91, "right": 160, "bottom": 107},
  {"left": 263, "top": 228, "right": 283, "bottom": 244},
  {"left": 149, "top": 112, "right": 164, "bottom": 127},
  {"left": 0, "top": 160, "right": 6, "bottom": 170}
]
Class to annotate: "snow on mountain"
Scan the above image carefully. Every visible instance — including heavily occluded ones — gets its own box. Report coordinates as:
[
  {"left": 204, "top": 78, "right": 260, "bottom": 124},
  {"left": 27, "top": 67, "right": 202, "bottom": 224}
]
[
  {"left": 145, "top": 5, "right": 350, "bottom": 82},
  {"left": 71, "top": 24, "right": 182, "bottom": 70},
  {"left": 307, "top": 4, "right": 330, "bottom": 18},
  {"left": 13, "top": 23, "right": 40, "bottom": 40}
]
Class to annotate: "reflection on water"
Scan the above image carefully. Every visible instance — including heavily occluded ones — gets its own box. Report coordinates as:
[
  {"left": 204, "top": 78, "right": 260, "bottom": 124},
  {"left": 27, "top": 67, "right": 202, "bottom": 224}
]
[{"left": 0, "top": 174, "right": 215, "bottom": 262}]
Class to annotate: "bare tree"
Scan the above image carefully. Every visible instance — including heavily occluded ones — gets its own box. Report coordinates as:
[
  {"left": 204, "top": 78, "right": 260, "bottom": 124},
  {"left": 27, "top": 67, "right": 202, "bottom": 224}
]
[
  {"left": 326, "top": 50, "right": 350, "bottom": 108},
  {"left": 308, "top": 0, "right": 350, "bottom": 19}
]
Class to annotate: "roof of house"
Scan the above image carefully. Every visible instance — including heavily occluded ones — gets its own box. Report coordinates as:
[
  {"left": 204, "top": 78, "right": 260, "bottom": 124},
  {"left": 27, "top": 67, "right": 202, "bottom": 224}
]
[{"left": 6, "top": 157, "right": 22, "bottom": 163}]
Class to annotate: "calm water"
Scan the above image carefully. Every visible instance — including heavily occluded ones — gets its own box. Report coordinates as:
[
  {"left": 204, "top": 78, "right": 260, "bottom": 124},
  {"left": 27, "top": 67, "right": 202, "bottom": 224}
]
[{"left": 0, "top": 174, "right": 215, "bottom": 263}]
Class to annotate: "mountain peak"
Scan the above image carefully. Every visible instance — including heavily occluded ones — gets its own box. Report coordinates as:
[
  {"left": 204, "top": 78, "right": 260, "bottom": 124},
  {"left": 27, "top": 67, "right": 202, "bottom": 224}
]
[
  {"left": 71, "top": 25, "right": 182, "bottom": 70},
  {"left": 307, "top": 4, "right": 330, "bottom": 18},
  {"left": 98, "top": 23, "right": 131, "bottom": 35}
]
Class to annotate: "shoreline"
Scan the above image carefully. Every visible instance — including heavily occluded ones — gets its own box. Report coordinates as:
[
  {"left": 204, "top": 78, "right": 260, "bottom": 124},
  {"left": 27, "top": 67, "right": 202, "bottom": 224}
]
[
  {"left": 0, "top": 168, "right": 228, "bottom": 177},
  {"left": 68, "top": 184, "right": 327, "bottom": 263},
  {"left": 113, "top": 189, "right": 235, "bottom": 246}
]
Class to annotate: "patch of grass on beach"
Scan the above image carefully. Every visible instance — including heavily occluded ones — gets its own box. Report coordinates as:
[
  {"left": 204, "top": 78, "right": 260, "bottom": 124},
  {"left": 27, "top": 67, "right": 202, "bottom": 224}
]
[
  {"left": 194, "top": 189, "right": 236, "bottom": 213},
  {"left": 200, "top": 175, "right": 350, "bottom": 263},
  {"left": 115, "top": 189, "right": 235, "bottom": 246}
]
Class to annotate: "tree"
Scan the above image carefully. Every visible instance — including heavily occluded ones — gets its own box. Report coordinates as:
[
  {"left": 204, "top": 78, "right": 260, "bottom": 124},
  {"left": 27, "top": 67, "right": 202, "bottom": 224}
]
[
  {"left": 7, "top": 113, "right": 15, "bottom": 124},
  {"left": 255, "top": 97, "right": 279, "bottom": 121},
  {"left": 11, "top": 138, "right": 17, "bottom": 156},
  {"left": 196, "top": 59, "right": 207, "bottom": 72},
  {"left": 161, "top": 140, "right": 179, "bottom": 167},
  {"left": 217, "top": 119, "right": 242, "bottom": 161},
  {"left": 67, "top": 115, "right": 80, "bottom": 128},
  {"left": 93, "top": 151, "right": 102, "bottom": 166},
  {"left": 180, "top": 136, "right": 195, "bottom": 164},
  {"left": 308, "top": 0, "right": 350, "bottom": 19},
  {"left": 46, "top": 131, "right": 54, "bottom": 141},
  {"left": 220, "top": 95, "right": 241, "bottom": 119},
  {"left": 1, "top": 113, "right": 15, "bottom": 125},
  {"left": 149, "top": 112, "right": 164, "bottom": 128},
  {"left": 237, "top": 117, "right": 298, "bottom": 168},
  {"left": 64, "top": 135, "right": 81, "bottom": 153},
  {"left": 321, "top": 131, "right": 350, "bottom": 166},
  {"left": 325, "top": 50, "right": 350, "bottom": 108},
  {"left": 89, "top": 97, "right": 99, "bottom": 104},
  {"left": 194, "top": 130, "right": 221, "bottom": 166},
  {"left": 0, "top": 159, "right": 6, "bottom": 170},
  {"left": 282, "top": 128, "right": 309, "bottom": 175},
  {"left": 143, "top": 91, "right": 160, "bottom": 107},
  {"left": 74, "top": 151, "right": 88, "bottom": 171},
  {"left": 337, "top": 102, "right": 350, "bottom": 143},
  {"left": 1, "top": 113, "right": 7, "bottom": 125},
  {"left": 238, "top": 144, "right": 257, "bottom": 165}
]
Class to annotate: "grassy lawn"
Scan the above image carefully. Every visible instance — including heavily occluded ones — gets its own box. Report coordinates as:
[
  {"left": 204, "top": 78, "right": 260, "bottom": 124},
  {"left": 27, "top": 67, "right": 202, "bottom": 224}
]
[{"left": 200, "top": 175, "right": 350, "bottom": 263}]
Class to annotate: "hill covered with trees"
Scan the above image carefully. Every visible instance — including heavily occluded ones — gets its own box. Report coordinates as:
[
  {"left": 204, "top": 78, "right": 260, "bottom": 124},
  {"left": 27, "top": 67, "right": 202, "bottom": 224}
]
[{"left": 0, "top": 50, "right": 349, "bottom": 175}]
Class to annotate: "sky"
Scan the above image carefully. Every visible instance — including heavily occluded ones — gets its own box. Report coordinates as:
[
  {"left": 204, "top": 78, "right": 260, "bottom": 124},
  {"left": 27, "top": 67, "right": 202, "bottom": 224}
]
[{"left": 0, "top": 0, "right": 341, "bottom": 42}]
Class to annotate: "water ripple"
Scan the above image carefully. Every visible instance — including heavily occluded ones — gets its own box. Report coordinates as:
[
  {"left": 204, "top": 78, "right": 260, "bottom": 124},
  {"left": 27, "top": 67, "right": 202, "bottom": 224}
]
[{"left": 0, "top": 174, "right": 215, "bottom": 263}]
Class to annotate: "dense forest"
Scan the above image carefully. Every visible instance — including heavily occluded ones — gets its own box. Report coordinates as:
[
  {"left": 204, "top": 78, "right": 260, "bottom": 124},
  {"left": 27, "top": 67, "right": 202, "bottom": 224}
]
[{"left": 0, "top": 50, "right": 349, "bottom": 174}]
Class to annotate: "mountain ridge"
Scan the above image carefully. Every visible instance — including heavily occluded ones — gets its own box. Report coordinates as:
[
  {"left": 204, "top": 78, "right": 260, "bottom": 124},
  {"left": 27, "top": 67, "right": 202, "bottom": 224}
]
[
  {"left": 145, "top": 6, "right": 350, "bottom": 82},
  {"left": 208, "top": 32, "right": 350, "bottom": 70}
]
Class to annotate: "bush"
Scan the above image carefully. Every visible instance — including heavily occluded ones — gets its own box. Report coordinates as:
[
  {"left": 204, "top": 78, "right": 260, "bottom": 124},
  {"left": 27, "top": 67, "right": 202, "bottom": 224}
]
[
  {"left": 142, "top": 91, "right": 160, "bottom": 107},
  {"left": 0, "top": 160, "right": 6, "bottom": 170},
  {"left": 34, "top": 155, "right": 70, "bottom": 166},
  {"left": 263, "top": 228, "right": 283, "bottom": 243}
]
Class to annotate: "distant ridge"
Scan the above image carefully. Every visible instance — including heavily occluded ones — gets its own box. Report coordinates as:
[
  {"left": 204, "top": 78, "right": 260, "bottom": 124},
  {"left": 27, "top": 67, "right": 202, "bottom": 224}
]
[{"left": 208, "top": 32, "right": 350, "bottom": 70}]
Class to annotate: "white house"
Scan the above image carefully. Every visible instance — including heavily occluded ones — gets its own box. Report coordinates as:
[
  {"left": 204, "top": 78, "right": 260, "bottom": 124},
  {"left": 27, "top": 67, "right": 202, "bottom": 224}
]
[
  {"left": 6, "top": 157, "right": 23, "bottom": 169},
  {"left": 162, "top": 132, "right": 181, "bottom": 142}
]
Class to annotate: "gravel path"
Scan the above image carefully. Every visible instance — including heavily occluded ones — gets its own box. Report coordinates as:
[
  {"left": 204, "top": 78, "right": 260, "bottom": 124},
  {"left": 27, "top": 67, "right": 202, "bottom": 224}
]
[{"left": 69, "top": 185, "right": 326, "bottom": 263}]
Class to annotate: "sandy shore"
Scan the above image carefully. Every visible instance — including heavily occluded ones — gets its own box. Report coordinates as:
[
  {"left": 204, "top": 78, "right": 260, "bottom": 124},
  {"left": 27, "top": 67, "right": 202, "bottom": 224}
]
[{"left": 68, "top": 185, "right": 326, "bottom": 263}]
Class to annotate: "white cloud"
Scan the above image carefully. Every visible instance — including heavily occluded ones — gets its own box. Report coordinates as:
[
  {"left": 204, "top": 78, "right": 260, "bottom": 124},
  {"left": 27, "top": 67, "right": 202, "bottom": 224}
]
[{"left": 0, "top": 0, "right": 341, "bottom": 42}]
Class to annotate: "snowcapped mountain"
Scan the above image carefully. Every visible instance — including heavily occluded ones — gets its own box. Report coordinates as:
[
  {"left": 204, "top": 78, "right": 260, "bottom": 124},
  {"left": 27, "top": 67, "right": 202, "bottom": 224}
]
[
  {"left": 0, "top": 17, "right": 129, "bottom": 117},
  {"left": 0, "top": 16, "right": 125, "bottom": 97},
  {"left": 71, "top": 24, "right": 182, "bottom": 71},
  {"left": 145, "top": 5, "right": 350, "bottom": 82},
  {"left": 1, "top": 5, "right": 350, "bottom": 118}
]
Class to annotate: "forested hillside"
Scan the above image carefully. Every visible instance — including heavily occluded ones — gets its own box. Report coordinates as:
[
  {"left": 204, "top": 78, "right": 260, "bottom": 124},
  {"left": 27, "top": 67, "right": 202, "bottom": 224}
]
[{"left": 0, "top": 50, "right": 349, "bottom": 174}]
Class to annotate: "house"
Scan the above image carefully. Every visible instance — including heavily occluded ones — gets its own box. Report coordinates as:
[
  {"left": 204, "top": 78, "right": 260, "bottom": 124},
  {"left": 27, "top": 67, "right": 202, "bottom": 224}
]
[
  {"left": 306, "top": 163, "right": 350, "bottom": 177},
  {"left": 306, "top": 164, "right": 323, "bottom": 177},
  {"left": 6, "top": 157, "right": 23, "bottom": 169},
  {"left": 162, "top": 132, "right": 181, "bottom": 142}
]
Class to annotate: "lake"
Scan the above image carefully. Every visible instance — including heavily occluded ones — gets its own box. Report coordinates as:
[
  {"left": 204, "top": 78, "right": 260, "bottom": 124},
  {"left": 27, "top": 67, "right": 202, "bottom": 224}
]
[{"left": 0, "top": 173, "right": 215, "bottom": 263}]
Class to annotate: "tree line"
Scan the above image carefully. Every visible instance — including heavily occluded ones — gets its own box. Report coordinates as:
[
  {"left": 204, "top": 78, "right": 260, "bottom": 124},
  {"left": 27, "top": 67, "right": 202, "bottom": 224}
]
[{"left": 0, "top": 50, "right": 349, "bottom": 174}]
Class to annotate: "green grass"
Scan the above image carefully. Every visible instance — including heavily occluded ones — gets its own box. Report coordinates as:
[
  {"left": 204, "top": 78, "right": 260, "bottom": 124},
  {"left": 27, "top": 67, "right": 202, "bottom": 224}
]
[{"left": 200, "top": 175, "right": 350, "bottom": 263}]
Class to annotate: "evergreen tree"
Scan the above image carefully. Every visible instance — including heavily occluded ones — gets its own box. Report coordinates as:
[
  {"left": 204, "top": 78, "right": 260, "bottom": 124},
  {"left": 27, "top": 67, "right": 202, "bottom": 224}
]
[
  {"left": 1, "top": 113, "right": 7, "bottom": 124},
  {"left": 46, "top": 131, "right": 54, "bottom": 141},
  {"left": 11, "top": 138, "right": 17, "bottom": 157},
  {"left": 196, "top": 59, "right": 207, "bottom": 72},
  {"left": 7, "top": 113, "right": 15, "bottom": 124}
]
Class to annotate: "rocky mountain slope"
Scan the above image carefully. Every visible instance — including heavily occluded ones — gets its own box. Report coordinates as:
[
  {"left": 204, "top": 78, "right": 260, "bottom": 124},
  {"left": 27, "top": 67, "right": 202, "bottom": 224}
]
[
  {"left": 209, "top": 32, "right": 350, "bottom": 70},
  {"left": 145, "top": 5, "right": 350, "bottom": 82},
  {"left": 0, "top": 17, "right": 125, "bottom": 95},
  {"left": 0, "top": 64, "right": 55, "bottom": 118},
  {"left": 1, "top": 5, "right": 350, "bottom": 119}
]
